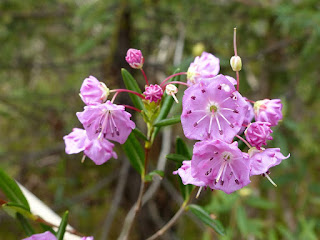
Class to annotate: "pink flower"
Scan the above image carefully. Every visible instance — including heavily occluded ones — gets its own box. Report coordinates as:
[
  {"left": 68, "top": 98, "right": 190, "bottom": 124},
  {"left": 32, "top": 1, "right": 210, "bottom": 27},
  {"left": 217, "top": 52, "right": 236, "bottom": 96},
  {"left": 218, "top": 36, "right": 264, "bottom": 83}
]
[
  {"left": 249, "top": 147, "right": 290, "bottom": 176},
  {"left": 125, "top": 48, "right": 144, "bottom": 69},
  {"left": 181, "top": 75, "right": 246, "bottom": 142},
  {"left": 191, "top": 140, "right": 250, "bottom": 194},
  {"left": 173, "top": 161, "right": 206, "bottom": 187},
  {"left": 63, "top": 128, "right": 117, "bottom": 165},
  {"left": 76, "top": 101, "right": 135, "bottom": 144},
  {"left": 187, "top": 52, "right": 220, "bottom": 85},
  {"left": 22, "top": 231, "right": 56, "bottom": 240},
  {"left": 143, "top": 84, "right": 163, "bottom": 102},
  {"left": 82, "top": 237, "right": 94, "bottom": 240},
  {"left": 245, "top": 121, "right": 273, "bottom": 149},
  {"left": 80, "top": 76, "right": 109, "bottom": 105},
  {"left": 238, "top": 97, "right": 254, "bottom": 134},
  {"left": 254, "top": 99, "right": 283, "bottom": 126}
]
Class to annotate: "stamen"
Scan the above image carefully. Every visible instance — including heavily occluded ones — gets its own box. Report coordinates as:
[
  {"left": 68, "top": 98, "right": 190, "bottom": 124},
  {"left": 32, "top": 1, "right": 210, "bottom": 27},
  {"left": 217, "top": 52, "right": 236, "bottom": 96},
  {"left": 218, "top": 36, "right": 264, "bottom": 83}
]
[
  {"left": 110, "top": 114, "right": 120, "bottom": 136},
  {"left": 172, "top": 94, "right": 179, "bottom": 103},
  {"left": 194, "top": 115, "right": 208, "bottom": 127},
  {"left": 98, "top": 111, "right": 109, "bottom": 139},
  {"left": 215, "top": 161, "right": 227, "bottom": 183},
  {"left": 264, "top": 173, "right": 277, "bottom": 187},
  {"left": 191, "top": 96, "right": 196, "bottom": 100},
  {"left": 201, "top": 89, "right": 206, "bottom": 93},
  {"left": 221, "top": 107, "right": 238, "bottom": 113},
  {"left": 208, "top": 115, "right": 214, "bottom": 135},
  {"left": 187, "top": 110, "right": 192, "bottom": 114},
  {"left": 221, "top": 96, "right": 231, "bottom": 104},
  {"left": 81, "top": 155, "right": 86, "bottom": 163},
  {"left": 215, "top": 116, "right": 223, "bottom": 135},
  {"left": 196, "top": 186, "right": 203, "bottom": 199},
  {"left": 228, "top": 163, "right": 240, "bottom": 185},
  {"left": 218, "top": 113, "right": 234, "bottom": 128}
]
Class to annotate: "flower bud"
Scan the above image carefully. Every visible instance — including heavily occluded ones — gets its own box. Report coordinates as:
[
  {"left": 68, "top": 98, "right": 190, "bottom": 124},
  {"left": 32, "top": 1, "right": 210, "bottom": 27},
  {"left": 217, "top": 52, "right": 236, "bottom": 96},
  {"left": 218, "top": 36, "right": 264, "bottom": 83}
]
[
  {"left": 254, "top": 99, "right": 283, "bottom": 126},
  {"left": 230, "top": 55, "right": 242, "bottom": 71},
  {"left": 125, "top": 48, "right": 144, "bottom": 69},
  {"left": 245, "top": 121, "right": 273, "bottom": 149},
  {"left": 143, "top": 84, "right": 163, "bottom": 103},
  {"left": 80, "top": 76, "right": 109, "bottom": 105}
]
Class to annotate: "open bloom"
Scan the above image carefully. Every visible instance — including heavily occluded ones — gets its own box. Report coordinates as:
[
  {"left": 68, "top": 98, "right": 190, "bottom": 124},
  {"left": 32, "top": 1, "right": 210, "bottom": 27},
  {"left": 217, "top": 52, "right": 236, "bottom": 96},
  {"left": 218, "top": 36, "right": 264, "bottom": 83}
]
[
  {"left": 245, "top": 121, "right": 273, "bottom": 149},
  {"left": 143, "top": 84, "right": 163, "bottom": 102},
  {"left": 249, "top": 147, "right": 290, "bottom": 176},
  {"left": 80, "top": 76, "right": 109, "bottom": 105},
  {"left": 181, "top": 75, "right": 245, "bottom": 142},
  {"left": 23, "top": 231, "right": 57, "bottom": 240},
  {"left": 191, "top": 139, "right": 250, "bottom": 194},
  {"left": 63, "top": 128, "right": 117, "bottom": 165},
  {"left": 173, "top": 160, "right": 206, "bottom": 187},
  {"left": 77, "top": 101, "right": 135, "bottom": 144},
  {"left": 125, "top": 48, "right": 144, "bottom": 69},
  {"left": 254, "top": 99, "right": 283, "bottom": 126},
  {"left": 187, "top": 52, "right": 220, "bottom": 85}
]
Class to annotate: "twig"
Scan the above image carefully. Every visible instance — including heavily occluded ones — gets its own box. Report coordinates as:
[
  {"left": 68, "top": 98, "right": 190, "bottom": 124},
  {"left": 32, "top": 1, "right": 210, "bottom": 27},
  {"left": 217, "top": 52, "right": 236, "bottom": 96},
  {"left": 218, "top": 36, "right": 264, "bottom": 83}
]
[{"left": 100, "top": 159, "right": 130, "bottom": 240}]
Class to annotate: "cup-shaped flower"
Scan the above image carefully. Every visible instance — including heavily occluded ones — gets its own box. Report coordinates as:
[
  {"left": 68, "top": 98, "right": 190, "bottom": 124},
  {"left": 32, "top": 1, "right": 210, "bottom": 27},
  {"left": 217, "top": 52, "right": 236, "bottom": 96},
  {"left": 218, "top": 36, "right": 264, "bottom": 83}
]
[
  {"left": 63, "top": 128, "right": 117, "bottom": 165},
  {"left": 238, "top": 97, "right": 254, "bottom": 134},
  {"left": 249, "top": 147, "right": 290, "bottom": 176},
  {"left": 23, "top": 231, "right": 56, "bottom": 240},
  {"left": 191, "top": 139, "right": 250, "bottom": 194},
  {"left": 187, "top": 52, "right": 220, "bottom": 85},
  {"left": 125, "top": 48, "right": 144, "bottom": 69},
  {"left": 254, "top": 99, "right": 283, "bottom": 126},
  {"left": 173, "top": 160, "right": 206, "bottom": 187},
  {"left": 245, "top": 121, "right": 273, "bottom": 149},
  {"left": 80, "top": 76, "right": 109, "bottom": 105},
  {"left": 77, "top": 101, "right": 135, "bottom": 144},
  {"left": 181, "top": 75, "right": 246, "bottom": 142},
  {"left": 143, "top": 84, "right": 163, "bottom": 103}
]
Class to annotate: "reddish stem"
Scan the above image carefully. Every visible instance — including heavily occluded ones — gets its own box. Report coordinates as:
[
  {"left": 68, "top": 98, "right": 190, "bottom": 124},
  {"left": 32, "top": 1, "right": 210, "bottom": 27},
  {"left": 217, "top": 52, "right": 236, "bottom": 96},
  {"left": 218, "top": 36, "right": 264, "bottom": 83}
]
[
  {"left": 160, "top": 72, "right": 187, "bottom": 87},
  {"left": 123, "top": 105, "right": 141, "bottom": 113},
  {"left": 111, "top": 91, "right": 119, "bottom": 103},
  {"left": 110, "top": 89, "right": 145, "bottom": 99},
  {"left": 236, "top": 71, "right": 240, "bottom": 92},
  {"left": 162, "top": 81, "right": 190, "bottom": 89},
  {"left": 236, "top": 134, "right": 251, "bottom": 149},
  {"left": 245, "top": 98, "right": 256, "bottom": 104},
  {"left": 140, "top": 68, "right": 149, "bottom": 86}
]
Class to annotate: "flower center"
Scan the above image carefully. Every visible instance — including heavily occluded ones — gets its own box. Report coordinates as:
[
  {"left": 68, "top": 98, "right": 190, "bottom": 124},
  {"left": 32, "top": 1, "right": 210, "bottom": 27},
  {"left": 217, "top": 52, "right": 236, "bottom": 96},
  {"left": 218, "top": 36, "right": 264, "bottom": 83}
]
[{"left": 210, "top": 105, "right": 218, "bottom": 113}]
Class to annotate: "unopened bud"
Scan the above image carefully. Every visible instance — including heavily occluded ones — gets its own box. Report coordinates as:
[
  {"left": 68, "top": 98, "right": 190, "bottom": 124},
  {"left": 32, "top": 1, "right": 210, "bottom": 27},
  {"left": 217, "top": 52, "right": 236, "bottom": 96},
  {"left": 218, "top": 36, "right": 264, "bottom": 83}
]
[
  {"left": 125, "top": 48, "right": 144, "bottom": 69},
  {"left": 230, "top": 55, "right": 242, "bottom": 71}
]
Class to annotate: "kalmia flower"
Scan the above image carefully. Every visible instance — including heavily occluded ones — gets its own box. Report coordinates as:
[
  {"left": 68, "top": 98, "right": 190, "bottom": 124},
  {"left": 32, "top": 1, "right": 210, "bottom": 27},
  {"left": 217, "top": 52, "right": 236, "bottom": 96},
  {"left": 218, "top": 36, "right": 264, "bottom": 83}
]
[
  {"left": 254, "top": 99, "right": 283, "bottom": 126},
  {"left": 77, "top": 101, "right": 135, "bottom": 144},
  {"left": 125, "top": 48, "right": 144, "bottom": 69},
  {"left": 80, "top": 76, "right": 109, "bottom": 105},
  {"left": 245, "top": 121, "right": 273, "bottom": 149},
  {"left": 187, "top": 52, "right": 220, "bottom": 85},
  {"left": 143, "top": 84, "right": 163, "bottom": 102},
  {"left": 249, "top": 147, "right": 290, "bottom": 176},
  {"left": 238, "top": 97, "right": 254, "bottom": 134},
  {"left": 173, "top": 160, "right": 206, "bottom": 186},
  {"left": 22, "top": 231, "right": 57, "bottom": 240},
  {"left": 63, "top": 128, "right": 117, "bottom": 165},
  {"left": 191, "top": 139, "right": 250, "bottom": 194},
  {"left": 82, "top": 237, "right": 94, "bottom": 240},
  {"left": 181, "top": 74, "right": 245, "bottom": 142}
]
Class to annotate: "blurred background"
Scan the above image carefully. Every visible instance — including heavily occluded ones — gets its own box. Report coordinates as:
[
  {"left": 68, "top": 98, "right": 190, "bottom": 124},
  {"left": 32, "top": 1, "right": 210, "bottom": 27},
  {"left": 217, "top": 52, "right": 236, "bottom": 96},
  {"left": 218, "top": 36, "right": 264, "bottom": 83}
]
[{"left": 0, "top": 0, "right": 319, "bottom": 239}]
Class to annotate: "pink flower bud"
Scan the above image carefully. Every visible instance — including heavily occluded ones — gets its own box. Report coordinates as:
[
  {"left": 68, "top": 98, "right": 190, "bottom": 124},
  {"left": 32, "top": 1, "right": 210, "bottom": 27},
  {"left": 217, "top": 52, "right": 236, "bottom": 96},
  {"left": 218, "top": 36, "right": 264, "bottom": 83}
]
[
  {"left": 245, "top": 121, "right": 273, "bottom": 149},
  {"left": 143, "top": 84, "right": 163, "bottom": 102},
  {"left": 80, "top": 76, "right": 109, "bottom": 105},
  {"left": 254, "top": 99, "right": 283, "bottom": 126},
  {"left": 125, "top": 48, "right": 144, "bottom": 69}
]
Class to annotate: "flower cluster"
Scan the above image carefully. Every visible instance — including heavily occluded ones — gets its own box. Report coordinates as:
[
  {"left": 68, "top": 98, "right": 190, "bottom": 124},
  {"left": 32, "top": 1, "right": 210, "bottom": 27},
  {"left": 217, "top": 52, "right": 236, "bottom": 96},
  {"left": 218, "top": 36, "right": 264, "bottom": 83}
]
[
  {"left": 64, "top": 76, "right": 135, "bottom": 165},
  {"left": 174, "top": 51, "right": 290, "bottom": 194}
]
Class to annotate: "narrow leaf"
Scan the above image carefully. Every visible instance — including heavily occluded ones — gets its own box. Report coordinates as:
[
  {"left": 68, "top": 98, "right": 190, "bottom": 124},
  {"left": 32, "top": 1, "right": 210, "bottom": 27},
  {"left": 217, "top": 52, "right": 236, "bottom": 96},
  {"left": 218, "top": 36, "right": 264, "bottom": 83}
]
[
  {"left": 166, "top": 153, "right": 186, "bottom": 163},
  {"left": 56, "top": 211, "right": 69, "bottom": 240},
  {"left": 17, "top": 213, "right": 35, "bottom": 236},
  {"left": 176, "top": 137, "right": 192, "bottom": 159},
  {"left": 0, "top": 168, "right": 30, "bottom": 210},
  {"left": 122, "top": 132, "right": 145, "bottom": 174},
  {"left": 236, "top": 206, "right": 248, "bottom": 236},
  {"left": 2, "top": 202, "right": 35, "bottom": 220},
  {"left": 121, "top": 68, "right": 144, "bottom": 110},
  {"left": 154, "top": 116, "right": 181, "bottom": 127},
  {"left": 132, "top": 127, "right": 148, "bottom": 141},
  {"left": 188, "top": 204, "right": 225, "bottom": 236}
]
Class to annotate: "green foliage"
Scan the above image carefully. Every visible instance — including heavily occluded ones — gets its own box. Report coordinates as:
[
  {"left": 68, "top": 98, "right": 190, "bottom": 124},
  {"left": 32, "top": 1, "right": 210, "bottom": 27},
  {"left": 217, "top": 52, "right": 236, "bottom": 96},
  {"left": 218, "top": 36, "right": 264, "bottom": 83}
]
[{"left": 56, "top": 211, "right": 69, "bottom": 240}]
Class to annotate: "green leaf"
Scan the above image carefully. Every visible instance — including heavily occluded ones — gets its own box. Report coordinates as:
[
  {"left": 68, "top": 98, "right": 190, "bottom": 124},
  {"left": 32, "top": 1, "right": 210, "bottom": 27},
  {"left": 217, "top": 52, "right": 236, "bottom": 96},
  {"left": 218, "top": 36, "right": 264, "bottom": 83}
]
[
  {"left": 151, "top": 68, "right": 181, "bottom": 140},
  {"left": 122, "top": 132, "right": 145, "bottom": 175},
  {"left": 17, "top": 213, "right": 35, "bottom": 236},
  {"left": 2, "top": 202, "right": 35, "bottom": 220},
  {"left": 166, "top": 153, "right": 186, "bottom": 163},
  {"left": 145, "top": 170, "right": 164, "bottom": 182},
  {"left": 121, "top": 68, "right": 144, "bottom": 110},
  {"left": 246, "top": 196, "right": 276, "bottom": 209},
  {"left": 176, "top": 137, "right": 192, "bottom": 159},
  {"left": 56, "top": 211, "right": 69, "bottom": 240},
  {"left": 188, "top": 204, "right": 225, "bottom": 236},
  {"left": 154, "top": 116, "right": 181, "bottom": 127},
  {"left": 132, "top": 128, "right": 148, "bottom": 141},
  {"left": 0, "top": 168, "right": 30, "bottom": 210},
  {"left": 236, "top": 206, "right": 248, "bottom": 236}
]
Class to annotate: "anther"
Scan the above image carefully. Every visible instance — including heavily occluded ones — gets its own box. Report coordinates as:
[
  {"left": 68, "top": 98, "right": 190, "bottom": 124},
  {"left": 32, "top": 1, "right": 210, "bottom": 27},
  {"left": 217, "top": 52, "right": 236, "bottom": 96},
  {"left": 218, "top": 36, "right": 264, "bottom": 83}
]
[
  {"left": 191, "top": 96, "right": 196, "bottom": 100},
  {"left": 230, "top": 123, "right": 234, "bottom": 128},
  {"left": 201, "top": 89, "right": 206, "bottom": 93},
  {"left": 234, "top": 109, "right": 239, "bottom": 113},
  {"left": 219, "top": 130, "right": 223, "bottom": 135},
  {"left": 194, "top": 123, "right": 198, "bottom": 127},
  {"left": 221, "top": 180, "right": 224, "bottom": 186},
  {"left": 187, "top": 110, "right": 192, "bottom": 114},
  {"left": 235, "top": 179, "right": 239, "bottom": 184}
]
